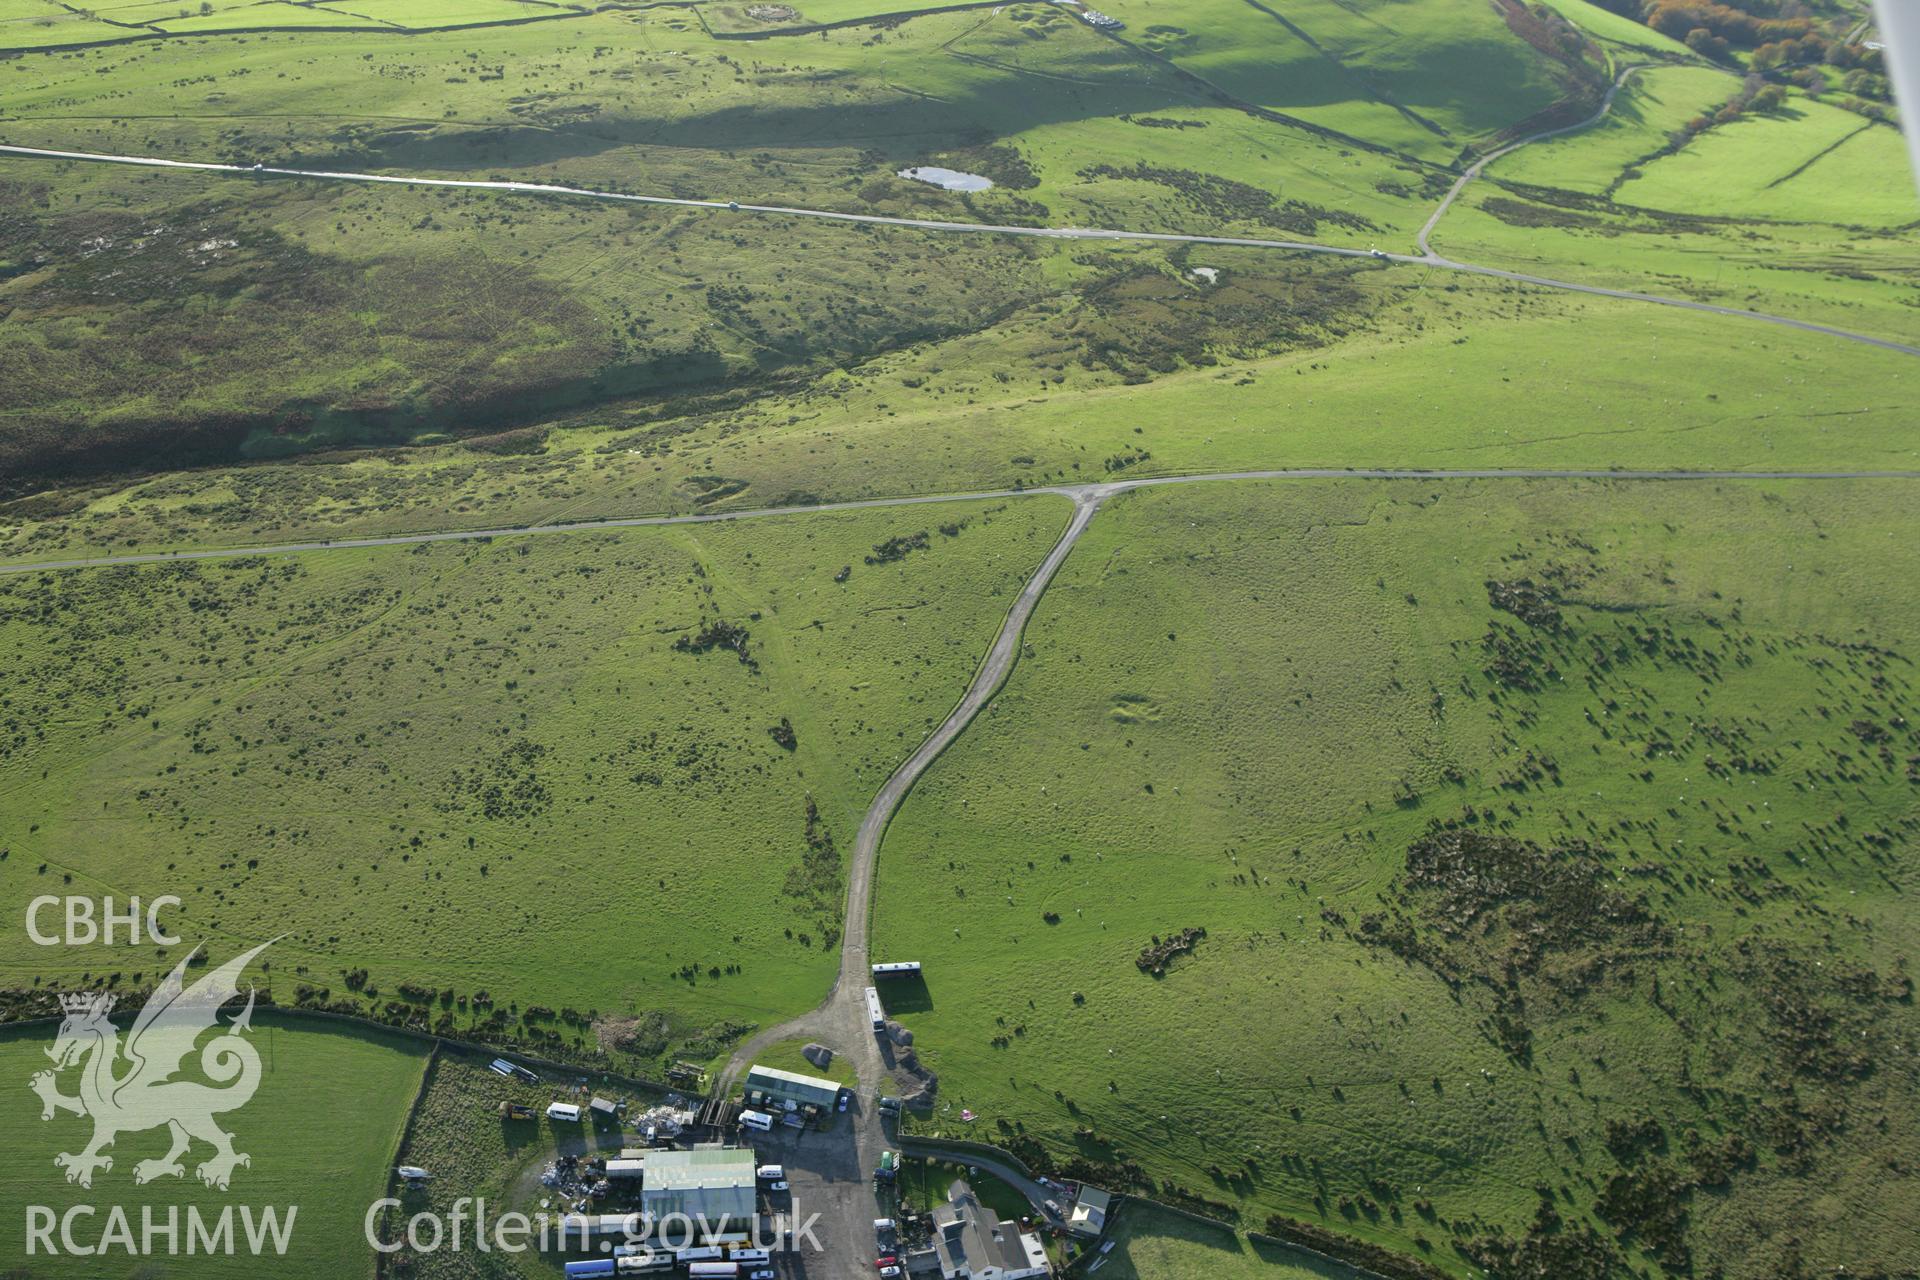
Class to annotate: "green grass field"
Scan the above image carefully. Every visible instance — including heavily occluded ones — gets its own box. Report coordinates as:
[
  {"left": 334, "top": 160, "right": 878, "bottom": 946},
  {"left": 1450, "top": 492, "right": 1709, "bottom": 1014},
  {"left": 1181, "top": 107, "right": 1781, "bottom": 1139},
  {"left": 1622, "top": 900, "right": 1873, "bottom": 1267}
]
[
  {"left": 1617, "top": 102, "right": 1913, "bottom": 224},
  {"left": 1428, "top": 71, "right": 1918, "bottom": 342},
  {"left": 1095, "top": 1200, "right": 1366, "bottom": 1280},
  {"left": 871, "top": 477, "right": 1919, "bottom": 1279},
  {"left": 5, "top": 257, "right": 1916, "bottom": 570},
  {"left": 0, "top": 1014, "right": 428, "bottom": 1278},
  {"left": 1532, "top": 0, "right": 1695, "bottom": 59},
  {"left": 0, "top": 496, "right": 1070, "bottom": 1068},
  {"left": 749, "top": 1035, "right": 860, "bottom": 1089},
  {"left": 1487, "top": 65, "right": 1733, "bottom": 194}
]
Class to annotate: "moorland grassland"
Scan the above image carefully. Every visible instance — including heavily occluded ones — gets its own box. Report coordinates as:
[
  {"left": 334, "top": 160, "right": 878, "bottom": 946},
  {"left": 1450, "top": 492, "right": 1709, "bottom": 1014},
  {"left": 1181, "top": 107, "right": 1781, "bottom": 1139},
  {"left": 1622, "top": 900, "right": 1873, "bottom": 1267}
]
[
  {"left": 0, "top": 496, "right": 1070, "bottom": 1067},
  {"left": 3, "top": 264, "right": 1915, "bottom": 567},
  {"left": 0, "top": 0, "right": 1913, "bottom": 1273},
  {"left": 0, "top": 0, "right": 1819, "bottom": 488},
  {"left": 871, "top": 478, "right": 1919, "bottom": 1279}
]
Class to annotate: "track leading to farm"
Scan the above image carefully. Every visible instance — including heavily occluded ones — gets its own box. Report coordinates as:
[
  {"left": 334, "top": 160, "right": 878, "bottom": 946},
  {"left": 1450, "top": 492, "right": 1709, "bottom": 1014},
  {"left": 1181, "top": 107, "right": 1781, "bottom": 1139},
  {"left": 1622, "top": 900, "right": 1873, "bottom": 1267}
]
[
  {"left": 714, "top": 488, "right": 1103, "bottom": 1097},
  {"left": 3, "top": 143, "right": 1916, "bottom": 357}
]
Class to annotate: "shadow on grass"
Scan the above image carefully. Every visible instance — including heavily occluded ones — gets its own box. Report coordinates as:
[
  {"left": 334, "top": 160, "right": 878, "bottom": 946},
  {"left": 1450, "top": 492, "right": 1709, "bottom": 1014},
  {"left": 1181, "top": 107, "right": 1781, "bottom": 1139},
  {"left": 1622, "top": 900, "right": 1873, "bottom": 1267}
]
[{"left": 875, "top": 972, "right": 934, "bottom": 1014}]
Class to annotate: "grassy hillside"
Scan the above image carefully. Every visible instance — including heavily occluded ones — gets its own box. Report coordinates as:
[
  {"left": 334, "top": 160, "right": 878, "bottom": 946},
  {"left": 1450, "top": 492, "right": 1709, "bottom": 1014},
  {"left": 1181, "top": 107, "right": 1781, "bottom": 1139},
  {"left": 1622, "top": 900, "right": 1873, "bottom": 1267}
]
[
  {"left": 0, "top": 0, "right": 1589, "bottom": 484},
  {"left": 0, "top": 496, "right": 1069, "bottom": 1065},
  {"left": 0, "top": 1015, "right": 427, "bottom": 1278},
  {"left": 5, "top": 256, "right": 1915, "bottom": 569},
  {"left": 871, "top": 477, "right": 1919, "bottom": 1280},
  {"left": 1487, "top": 65, "right": 1733, "bottom": 193},
  {"left": 0, "top": 0, "right": 1903, "bottom": 496}
]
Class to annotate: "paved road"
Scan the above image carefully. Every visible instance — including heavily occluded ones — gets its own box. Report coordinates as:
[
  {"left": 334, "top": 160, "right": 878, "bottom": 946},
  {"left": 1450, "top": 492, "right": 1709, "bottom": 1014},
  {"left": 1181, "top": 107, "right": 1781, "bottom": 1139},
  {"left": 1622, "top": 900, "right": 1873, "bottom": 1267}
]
[
  {"left": 1417, "top": 63, "right": 1650, "bottom": 257},
  {"left": 3, "top": 142, "right": 1916, "bottom": 356},
  {"left": 6, "top": 467, "right": 1916, "bottom": 577}
]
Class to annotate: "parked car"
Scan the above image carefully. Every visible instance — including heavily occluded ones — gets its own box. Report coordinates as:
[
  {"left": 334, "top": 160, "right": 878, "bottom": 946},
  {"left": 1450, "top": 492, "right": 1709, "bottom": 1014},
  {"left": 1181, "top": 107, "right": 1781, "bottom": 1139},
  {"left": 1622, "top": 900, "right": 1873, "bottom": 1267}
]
[
  {"left": 838, "top": 1091, "right": 851, "bottom": 1112},
  {"left": 878, "top": 1268, "right": 902, "bottom": 1278},
  {"left": 748, "top": 1271, "right": 776, "bottom": 1279},
  {"left": 876, "top": 1257, "right": 898, "bottom": 1269},
  {"left": 768, "top": 1180, "right": 789, "bottom": 1192}
]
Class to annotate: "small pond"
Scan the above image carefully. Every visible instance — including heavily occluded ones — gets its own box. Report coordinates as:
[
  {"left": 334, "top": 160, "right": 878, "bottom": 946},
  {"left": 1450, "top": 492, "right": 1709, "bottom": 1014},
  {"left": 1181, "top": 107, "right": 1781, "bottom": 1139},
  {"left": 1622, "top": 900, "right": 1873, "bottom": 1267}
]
[{"left": 897, "top": 166, "right": 994, "bottom": 192}]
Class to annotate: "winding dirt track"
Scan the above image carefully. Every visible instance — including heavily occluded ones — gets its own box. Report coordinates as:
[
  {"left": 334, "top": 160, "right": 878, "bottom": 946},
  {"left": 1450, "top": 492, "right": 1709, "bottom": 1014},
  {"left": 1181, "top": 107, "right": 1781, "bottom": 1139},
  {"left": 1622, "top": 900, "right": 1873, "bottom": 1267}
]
[
  {"left": 1417, "top": 62, "right": 1650, "bottom": 256},
  {"left": 2, "top": 142, "right": 1916, "bottom": 357}
]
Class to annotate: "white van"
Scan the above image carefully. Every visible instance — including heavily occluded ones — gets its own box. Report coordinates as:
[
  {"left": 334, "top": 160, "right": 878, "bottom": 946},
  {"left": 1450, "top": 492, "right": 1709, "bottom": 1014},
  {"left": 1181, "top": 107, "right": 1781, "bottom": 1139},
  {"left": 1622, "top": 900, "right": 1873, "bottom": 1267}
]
[
  {"left": 546, "top": 1102, "right": 582, "bottom": 1122},
  {"left": 738, "top": 1109, "right": 774, "bottom": 1132},
  {"left": 756, "top": 1165, "right": 784, "bottom": 1181},
  {"left": 729, "top": 1248, "right": 771, "bottom": 1264}
]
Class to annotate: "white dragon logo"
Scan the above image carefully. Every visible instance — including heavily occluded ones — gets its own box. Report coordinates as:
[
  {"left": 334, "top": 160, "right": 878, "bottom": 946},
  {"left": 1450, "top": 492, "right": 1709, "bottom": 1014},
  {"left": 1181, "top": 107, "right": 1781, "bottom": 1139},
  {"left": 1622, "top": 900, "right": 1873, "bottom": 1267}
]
[{"left": 29, "top": 939, "right": 273, "bottom": 1190}]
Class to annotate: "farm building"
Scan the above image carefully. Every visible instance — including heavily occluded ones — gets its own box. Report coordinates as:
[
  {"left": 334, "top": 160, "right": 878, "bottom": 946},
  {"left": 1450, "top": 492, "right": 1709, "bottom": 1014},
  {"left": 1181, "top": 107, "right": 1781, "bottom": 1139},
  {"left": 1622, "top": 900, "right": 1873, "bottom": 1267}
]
[
  {"left": 1066, "top": 1185, "right": 1110, "bottom": 1237},
  {"left": 743, "top": 1064, "right": 841, "bottom": 1113},
  {"left": 930, "top": 1179, "right": 1050, "bottom": 1279},
  {"left": 637, "top": 1147, "right": 758, "bottom": 1224}
]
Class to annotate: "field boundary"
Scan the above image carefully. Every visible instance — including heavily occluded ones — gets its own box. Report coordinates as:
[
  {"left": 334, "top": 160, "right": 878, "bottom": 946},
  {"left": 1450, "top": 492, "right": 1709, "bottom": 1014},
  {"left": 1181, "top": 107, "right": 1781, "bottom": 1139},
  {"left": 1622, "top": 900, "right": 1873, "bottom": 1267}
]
[
  {"left": 0, "top": 1002, "right": 685, "bottom": 1097},
  {"left": 0, "top": 0, "right": 624, "bottom": 55},
  {"left": 695, "top": 0, "right": 1004, "bottom": 39},
  {"left": 371, "top": 1040, "right": 441, "bottom": 1280}
]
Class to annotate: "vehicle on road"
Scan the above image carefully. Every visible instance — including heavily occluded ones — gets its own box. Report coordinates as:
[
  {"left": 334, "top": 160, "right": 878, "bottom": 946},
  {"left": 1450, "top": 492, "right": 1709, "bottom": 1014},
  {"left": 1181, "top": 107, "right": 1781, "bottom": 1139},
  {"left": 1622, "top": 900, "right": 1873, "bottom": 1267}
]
[
  {"left": 1369, "top": 247, "right": 1387, "bottom": 258},
  {"left": 728, "top": 201, "right": 740, "bottom": 210}
]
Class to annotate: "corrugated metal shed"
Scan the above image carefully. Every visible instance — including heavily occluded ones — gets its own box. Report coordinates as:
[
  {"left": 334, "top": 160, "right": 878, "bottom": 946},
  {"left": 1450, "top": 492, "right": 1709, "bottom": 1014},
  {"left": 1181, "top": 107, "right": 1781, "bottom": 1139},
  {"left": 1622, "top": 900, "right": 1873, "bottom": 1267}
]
[
  {"left": 638, "top": 1148, "right": 757, "bottom": 1223},
  {"left": 744, "top": 1064, "right": 841, "bottom": 1110}
]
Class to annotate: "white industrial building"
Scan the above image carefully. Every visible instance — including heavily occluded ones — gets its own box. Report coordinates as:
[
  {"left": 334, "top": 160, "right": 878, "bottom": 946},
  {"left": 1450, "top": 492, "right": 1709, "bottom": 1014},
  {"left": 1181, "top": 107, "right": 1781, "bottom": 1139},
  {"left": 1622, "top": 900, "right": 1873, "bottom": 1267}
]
[{"left": 636, "top": 1146, "right": 757, "bottom": 1225}]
